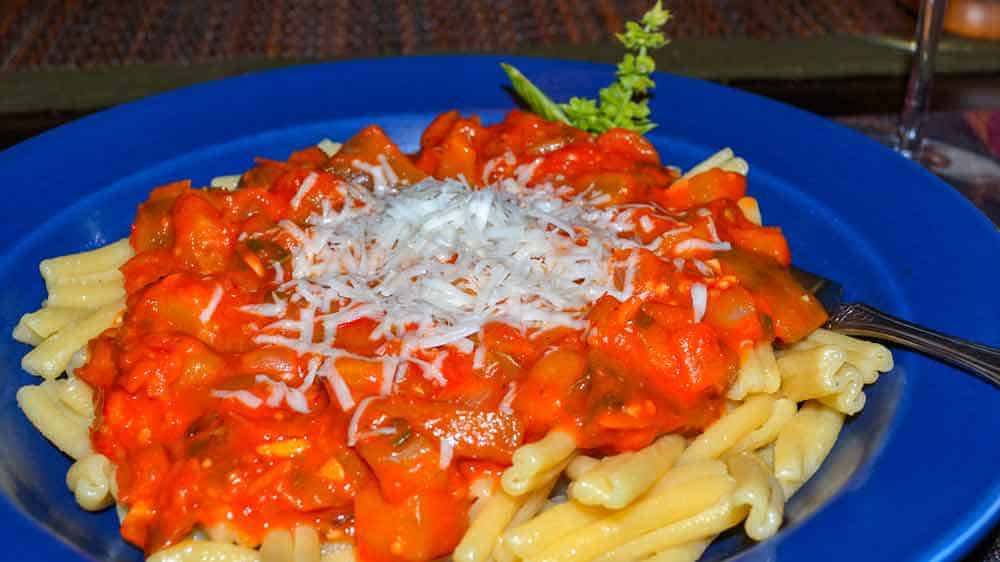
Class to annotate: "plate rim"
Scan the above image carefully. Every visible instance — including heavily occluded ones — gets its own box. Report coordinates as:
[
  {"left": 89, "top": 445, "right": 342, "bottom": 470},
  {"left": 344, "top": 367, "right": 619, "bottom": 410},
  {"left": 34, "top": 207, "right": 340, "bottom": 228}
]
[{"left": 0, "top": 54, "right": 998, "bottom": 562}]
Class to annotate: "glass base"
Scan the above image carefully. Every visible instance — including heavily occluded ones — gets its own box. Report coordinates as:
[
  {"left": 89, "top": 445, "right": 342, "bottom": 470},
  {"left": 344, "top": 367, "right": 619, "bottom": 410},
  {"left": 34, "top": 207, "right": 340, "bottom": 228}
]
[{"left": 859, "top": 126, "right": 1000, "bottom": 224}]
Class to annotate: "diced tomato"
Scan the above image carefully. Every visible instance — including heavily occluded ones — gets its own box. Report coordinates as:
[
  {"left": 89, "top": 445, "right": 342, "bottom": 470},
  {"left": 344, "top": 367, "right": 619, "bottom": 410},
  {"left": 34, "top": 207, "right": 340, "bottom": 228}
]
[
  {"left": 703, "top": 285, "right": 765, "bottom": 350},
  {"left": 728, "top": 225, "right": 791, "bottom": 266},
  {"left": 653, "top": 168, "right": 746, "bottom": 210},
  {"left": 130, "top": 180, "right": 192, "bottom": 252},
  {"left": 171, "top": 192, "right": 236, "bottom": 273},
  {"left": 513, "top": 349, "right": 588, "bottom": 438},
  {"left": 120, "top": 249, "right": 179, "bottom": 295},
  {"left": 327, "top": 125, "right": 427, "bottom": 186},
  {"left": 717, "top": 249, "right": 828, "bottom": 342},
  {"left": 76, "top": 336, "right": 119, "bottom": 390},
  {"left": 362, "top": 398, "right": 523, "bottom": 466},
  {"left": 269, "top": 169, "right": 344, "bottom": 222},
  {"left": 595, "top": 128, "right": 661, "bottom": 165},
  {"left": 239, "top": 160, "right": 286, "bottom": 190},
  {"left": 287, "top": 146, "right": 330, "bottom": 169},
  {"left": 355, "top": 485, "right": 469, "bottom": 562}
]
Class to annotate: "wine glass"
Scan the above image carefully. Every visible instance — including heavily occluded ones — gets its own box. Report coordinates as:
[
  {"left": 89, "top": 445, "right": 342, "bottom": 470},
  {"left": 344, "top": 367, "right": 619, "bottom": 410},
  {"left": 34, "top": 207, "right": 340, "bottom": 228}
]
[
  {"left": 890, "top": 0, "right": 1000, "bottom": 221},
  {"left": 894, "top": 0, "right": 946, "bottom": 162}
]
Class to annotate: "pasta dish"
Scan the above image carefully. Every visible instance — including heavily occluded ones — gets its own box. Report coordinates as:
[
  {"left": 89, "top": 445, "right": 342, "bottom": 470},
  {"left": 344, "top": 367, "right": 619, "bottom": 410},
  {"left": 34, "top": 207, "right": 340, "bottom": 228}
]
[{"left": 12, "top": 108, "right": 893, "bottom": 562}]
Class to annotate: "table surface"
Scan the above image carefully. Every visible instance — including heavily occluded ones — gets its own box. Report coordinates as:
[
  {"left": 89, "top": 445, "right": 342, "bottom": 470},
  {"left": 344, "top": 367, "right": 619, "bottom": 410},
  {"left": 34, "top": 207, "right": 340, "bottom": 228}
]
[{"left": 1, "top": 0, "right": 999, "bottom": 560}]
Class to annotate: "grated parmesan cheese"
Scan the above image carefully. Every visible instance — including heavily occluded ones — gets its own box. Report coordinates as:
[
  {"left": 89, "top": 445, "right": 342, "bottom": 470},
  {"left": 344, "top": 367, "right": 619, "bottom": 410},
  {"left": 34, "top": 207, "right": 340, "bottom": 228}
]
[
  {"left": 211, "top": 389, "right": 263, "bottom": 409},
  {"left": 439, "top": 437, "right": 455, "bottom": 469},
  {"left": 198, "top": 285, "right": 224, "bottom": 324},
  {"left": 347, "top": 396, "right": 376, "bottom": 446},
  {"left": 499, "top": 382, "right": 517, "bottom": 415},
  {"left": 234, "top": 153, "right": 734, "bottom": 412},
  {"left": 673, "top": 239, "right": 732, "bottom": 255},
  {"left": 290, "top": 172, "right": 319, "bottom": 210},
  {"left": 322, "top": 358, "right": 355, "bottom": 411},
  {"left": 691, "top": 282, "right": 708, "bottom": 323}
]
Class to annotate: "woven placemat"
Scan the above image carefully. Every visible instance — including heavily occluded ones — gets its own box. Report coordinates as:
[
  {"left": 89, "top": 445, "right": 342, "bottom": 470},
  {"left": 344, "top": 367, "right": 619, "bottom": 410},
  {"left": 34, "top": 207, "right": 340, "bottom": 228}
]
[{"left": 1, "top": 0, "right": 916, "bottom": 71}]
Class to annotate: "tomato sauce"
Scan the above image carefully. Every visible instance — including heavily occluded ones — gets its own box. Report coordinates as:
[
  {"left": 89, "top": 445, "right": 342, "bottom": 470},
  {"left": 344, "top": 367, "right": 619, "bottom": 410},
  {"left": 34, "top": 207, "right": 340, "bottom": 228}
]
[{"left": 76, "top": 109, "right": 826, "bottom": 561}]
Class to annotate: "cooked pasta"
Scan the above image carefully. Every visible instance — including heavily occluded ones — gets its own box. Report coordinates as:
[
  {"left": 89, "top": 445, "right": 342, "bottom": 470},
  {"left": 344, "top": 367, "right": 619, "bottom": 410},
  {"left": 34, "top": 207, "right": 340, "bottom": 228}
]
[
  {"left": 147, "top": 540, "right": 262, "bottom": 562},
  {"left": 20, "top": 297, "right": 124, "bottom": 378},
  {"left": 10, "top": 109, "right": 894, "bottom": 562},
  {"left": 678, "top": 394, "right": 778, "bottom": 464},
  {"left": 568, "top": 434, "right": 684, "bottom": 508},
  {"left": 773, "top": 401, "right": 846, "bottom": 496},
  {"left": 39, "top": 238, "right": 132, "bottom": 283},
  {"left": 456, "top": 480, "right": 559, "bottom": 562},
  {"left": 66, "top": 453, "right": 115, "bottom": 511},
  {"left": 727, "top": 342, "right": 781, "bottom": 400},
  {"left": 16, "top": 378, "right": 94, "bottom": 460},
  {"left": 501, "top": 430, "right": 577, "bottom": 496}
]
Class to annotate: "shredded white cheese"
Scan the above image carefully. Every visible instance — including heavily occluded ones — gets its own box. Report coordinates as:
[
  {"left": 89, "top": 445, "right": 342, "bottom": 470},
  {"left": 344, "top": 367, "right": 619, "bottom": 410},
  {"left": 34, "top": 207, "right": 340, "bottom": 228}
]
[
  {"left": 211, "top": 389, "right": 263, "bottom": 409},
  {"left": 673, "top": 239, "right": 732, "bottom": 254},
  {"left": 232, "top": 154, "right": 731, "bottom": 412},
  {"left": 290, "top": 172, "right": 319, "bottom": 210},
  {"left": 499, "top": 382, "right": 517, "bottom": 415},
  {"left": 439, "top": 437, "right": 455, "bottom": 469},
  {"left": 249, "top": 172, "right": 668, "bottom": 390},
  {"left": 691, "top": 282, "right": 708, "bottom": 323},
  {"left": 198, "top": 285, "right": 224, "bottom": 324},
  {"left": 322, "top": 358, "right": 355, "bottom": 411},
  {"left": 347, "top": 396, "right": 376, "bottom": 446}
]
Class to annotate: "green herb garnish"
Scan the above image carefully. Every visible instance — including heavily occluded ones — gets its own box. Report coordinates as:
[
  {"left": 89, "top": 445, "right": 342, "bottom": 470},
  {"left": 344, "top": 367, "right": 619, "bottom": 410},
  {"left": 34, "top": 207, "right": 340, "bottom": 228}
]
[{"left": 502, "top": 1, "right": 671, "bottom": 134}]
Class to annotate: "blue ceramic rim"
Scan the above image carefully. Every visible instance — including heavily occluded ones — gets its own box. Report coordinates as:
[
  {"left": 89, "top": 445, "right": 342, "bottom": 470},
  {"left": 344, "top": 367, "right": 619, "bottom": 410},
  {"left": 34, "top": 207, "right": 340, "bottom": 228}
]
[{"left": 0, "top": 55, "right": 997, "bottom": 562}]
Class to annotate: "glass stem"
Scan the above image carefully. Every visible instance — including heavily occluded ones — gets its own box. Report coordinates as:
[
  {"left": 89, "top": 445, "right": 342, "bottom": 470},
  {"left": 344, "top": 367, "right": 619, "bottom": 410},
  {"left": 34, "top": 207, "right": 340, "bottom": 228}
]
[{"left": 896, "top": 0, "right": 946, "bottom": 158}]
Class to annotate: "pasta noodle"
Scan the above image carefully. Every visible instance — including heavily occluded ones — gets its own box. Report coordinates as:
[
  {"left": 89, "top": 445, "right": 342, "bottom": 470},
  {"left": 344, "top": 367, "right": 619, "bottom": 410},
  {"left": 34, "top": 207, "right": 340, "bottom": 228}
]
[
  {"left": 501, "top": 430, "right": 577, "bottom": 496},
  {"left": 776, "top": 345, "right": 849, "bottom": 402},
  {"left": 17, "top": 306, "right": 90, "bottom": 339},
  {"left": 16, "top": 378, "right": 94, "bottom": 460},
  {"left": 792, "top": 329, "right": 893, "bottom": 385},
  {"left": 726, "top": 451, "right": 785, "bottom": 540},
  {"left": 502, "top": 499, "right": 608, "bottom": 560},
  {"left": 680, "top": 148, "right": 736, "bottom": 180},
  {"left": 568, "top": 434, "right": 684, "bottom": 508},
  {"left": 492, "top": 484, "right": 554, "bottom": 562},
  {"left": 773, "top": 401, "right": 846, "bottom": 497},
  {"left": 11, "top": 320, "right": 42, "bottom": 346},
  {"left": 147, "top": 540, "right": 262, "bottom": 562},
  {"left": 525, "top": 471, "right": 736, "bottom": 562},
  {"left": 565, "top": 455, "right": 600, "bottom": 480},
  {"left": 45, "top": 268, "right": 124, "bottom": 290},
  {"left": 21, "top": 297, "right": 124, "bottom": 378},
  {"left": 736, "top": 197, "right": 761, "bottom": 226},
  {"left": 727, "top": 343, "right": 781, "bottom": 400},
  {"left": 44, "top": 281, "right": 126, "bottom": 309},
  {"left": 455, "top": 479, "right": 558, "bottom": 562},
  {"left": 678, "top": 394, "right": 777, "bottom": 464},
  {"left": 260, "top": 527, "right": 322, "bottom": 562},
  {"left": 66, "top": 453, "right": 115, "bottom": 511},
  {"left": 39, "top": 238, "right": 133, "bottom": 284},
  {"left": 319, "top": 544, "right": 356, "bottom": 562},
  {"left": 816, "top": 364, "right": 866, "bottom": 415},
  {"left": 595, "top": 497, "right": 747, "bottom": 562},
  {"left": 643, "top": 540, "right": 711, "bottom": 562},
  {"left": 729, "top": 398, "right": 797, "bottom": 454}
]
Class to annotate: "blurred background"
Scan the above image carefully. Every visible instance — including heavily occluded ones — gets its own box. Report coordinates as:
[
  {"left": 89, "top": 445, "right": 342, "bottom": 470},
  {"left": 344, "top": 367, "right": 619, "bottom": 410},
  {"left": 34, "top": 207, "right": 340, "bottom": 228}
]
[{"left": 2, "top": 0, "right": 999, "bottom": 221}]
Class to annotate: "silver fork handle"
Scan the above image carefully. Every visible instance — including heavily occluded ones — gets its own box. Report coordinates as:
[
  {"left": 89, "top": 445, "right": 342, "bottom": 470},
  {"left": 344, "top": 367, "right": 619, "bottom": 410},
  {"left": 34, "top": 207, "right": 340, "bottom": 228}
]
[{"left": 827, "top": 303, "right": 1000, "bottom": 387}]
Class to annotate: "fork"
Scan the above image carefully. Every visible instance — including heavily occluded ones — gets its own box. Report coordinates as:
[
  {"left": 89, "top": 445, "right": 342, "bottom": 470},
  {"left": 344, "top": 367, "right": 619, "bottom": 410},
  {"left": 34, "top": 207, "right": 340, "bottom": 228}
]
[{"left": 790, "top": 267, "right": 1000, "bottom": 387}]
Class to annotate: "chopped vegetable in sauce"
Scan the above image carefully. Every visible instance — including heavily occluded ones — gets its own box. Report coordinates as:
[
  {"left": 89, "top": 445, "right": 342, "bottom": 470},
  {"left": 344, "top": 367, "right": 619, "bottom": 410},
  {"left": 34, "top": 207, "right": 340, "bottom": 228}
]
[{"left": 79, "top": 109, "right": 825, "bottom": 561}]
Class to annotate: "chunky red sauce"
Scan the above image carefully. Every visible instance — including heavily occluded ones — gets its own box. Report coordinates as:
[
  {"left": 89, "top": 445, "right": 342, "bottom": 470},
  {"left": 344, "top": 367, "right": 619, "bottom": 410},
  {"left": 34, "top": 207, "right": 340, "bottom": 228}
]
[{"left": 76, "top": 110, "right": 826, "bottom": 562}]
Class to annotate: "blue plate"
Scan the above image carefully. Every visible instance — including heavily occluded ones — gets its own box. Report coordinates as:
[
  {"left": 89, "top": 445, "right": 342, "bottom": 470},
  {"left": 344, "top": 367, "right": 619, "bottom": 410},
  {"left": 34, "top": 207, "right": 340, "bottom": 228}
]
[{"left": 0, "top": 56, "right": 998, "bottom": 562}]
